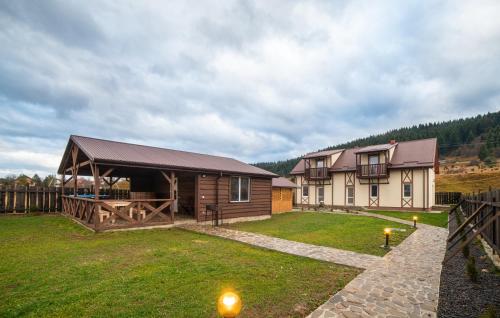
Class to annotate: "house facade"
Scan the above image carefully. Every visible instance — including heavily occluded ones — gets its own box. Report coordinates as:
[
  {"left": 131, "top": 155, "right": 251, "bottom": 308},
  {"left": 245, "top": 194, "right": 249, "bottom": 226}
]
[
  {"left": 290, "top": 138, "right": 439, "bottom": 211},
  {"left": 58, "top": 135, "right": 276, "bottom": 231}
]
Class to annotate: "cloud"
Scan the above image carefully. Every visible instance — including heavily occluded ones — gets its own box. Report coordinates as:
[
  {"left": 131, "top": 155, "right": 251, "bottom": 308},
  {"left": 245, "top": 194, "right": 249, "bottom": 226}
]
[{"left": 0, "top": 0, "right": 499, "bottom": 177}]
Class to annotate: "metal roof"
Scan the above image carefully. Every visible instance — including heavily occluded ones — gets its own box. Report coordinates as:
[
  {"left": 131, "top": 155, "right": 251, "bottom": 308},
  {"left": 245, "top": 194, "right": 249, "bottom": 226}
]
[
  {"left": 290, "top": 138, "right": 438, "bottom": 174},
  {"left": 303, "top": 149, "right": 343, "bottom": 159},
  {"left": 272, "top": 177, "right": 297, "bottom": 188},
  {"left": 58, "top": 135, "right": 277, "bottom": 177},
  {"left": 353, "top": 143, "right": 396, "bottom": 154}
]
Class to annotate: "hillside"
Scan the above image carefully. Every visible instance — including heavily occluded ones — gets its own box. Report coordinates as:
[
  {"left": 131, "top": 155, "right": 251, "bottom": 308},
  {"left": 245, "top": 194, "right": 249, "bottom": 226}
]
[
  {"left": 436, "top": 170, "right": 500, "bottom": 193},
  {"left": 254, "top": 111, "right": 500, "bottom": 176}
]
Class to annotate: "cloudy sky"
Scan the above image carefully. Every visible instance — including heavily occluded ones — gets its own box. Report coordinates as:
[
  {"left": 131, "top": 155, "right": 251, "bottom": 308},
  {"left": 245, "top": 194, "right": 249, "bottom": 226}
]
[{"left": 1, "top": 0, "right": 499, "bottom": 177}]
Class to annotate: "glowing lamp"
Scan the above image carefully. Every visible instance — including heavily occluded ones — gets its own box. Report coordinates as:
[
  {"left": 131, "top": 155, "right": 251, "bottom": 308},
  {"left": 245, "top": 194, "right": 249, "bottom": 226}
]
[
  {"left": 217, "top": 291, "right": 242, "bottom": 318},
  {"left": 384, "top": 228, "right": 391, "bottom": 248}
]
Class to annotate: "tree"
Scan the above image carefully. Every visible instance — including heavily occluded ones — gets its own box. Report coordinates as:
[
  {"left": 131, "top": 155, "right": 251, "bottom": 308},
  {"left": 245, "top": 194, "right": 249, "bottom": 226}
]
[
  {"left": 32, "top": 174, "right": 42, "bottom": 186},
  {"left": 479, "top": 144, "right": 492, "bottom": 161},
  {"left": 42, "top": 175, "right": 57, "bottom": 187}
]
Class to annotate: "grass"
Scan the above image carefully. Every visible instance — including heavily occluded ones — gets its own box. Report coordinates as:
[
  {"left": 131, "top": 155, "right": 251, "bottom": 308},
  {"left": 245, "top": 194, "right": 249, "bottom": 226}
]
[
  {"left": 368, "top": 210, "right": 449, "bottom": 228},
  {"left": 436, "top": 170, "right": 500, "bottom": 193},
  {"left": 226, "top": 212, "right": 414, "bottom": 256},
  {"left": 0, "top": 215, "right": 361, "bottom": 318}
]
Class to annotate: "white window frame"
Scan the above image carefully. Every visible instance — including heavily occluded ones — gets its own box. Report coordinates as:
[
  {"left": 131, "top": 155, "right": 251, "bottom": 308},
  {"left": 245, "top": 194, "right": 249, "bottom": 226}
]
[
  {"left": 302, "top": 185, "right": 309, "bottom": 197},
  {"left": 403, "top": 183, "right": 412, "bottom": 198},
  {"left": 230, "top": 176, "right": 251, "bottom": 203},
  {"left": 317, "top": 186, "right": 324, "bottom": 204},
  {"left": 346, "top": 186, "right": 354, "bottom": 205},
  {"left": 370, "top": 184, "right": 378, "bottom": 198}
]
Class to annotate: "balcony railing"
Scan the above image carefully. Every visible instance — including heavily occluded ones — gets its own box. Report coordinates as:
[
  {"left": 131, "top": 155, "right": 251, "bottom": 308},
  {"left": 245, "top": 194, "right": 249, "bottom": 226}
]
[
  {"left": 305, "top": 167, "right": 329, "bottom": 180},
  {"left": 356, "top": 163, "right": 388, "bottom": 178}
]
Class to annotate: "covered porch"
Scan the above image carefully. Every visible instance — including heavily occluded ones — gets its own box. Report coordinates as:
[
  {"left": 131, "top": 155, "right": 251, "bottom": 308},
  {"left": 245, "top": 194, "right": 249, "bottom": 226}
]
[{"left": 60, "top": 143, "right": 198, "bottom": 231}]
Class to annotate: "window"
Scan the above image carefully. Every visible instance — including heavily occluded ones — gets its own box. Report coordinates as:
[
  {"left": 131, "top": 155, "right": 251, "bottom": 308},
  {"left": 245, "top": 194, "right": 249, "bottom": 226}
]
[
  {"left": 230, "top": 176, "right": 250, "bottom": 202},
  {"left": 302, "top": 185, "right": 309, "bottom": 197},
  {"left": 369, "top": 155, "right": 379, "bottom": 175},
  {"left": 317, "top": 187, "right": 324, "bottom": 204},
  {"left": 317, "top": 159, "right": 324, "bottom": 168},
  {"left": 347, "top": 186, "right": 354, "bottom": 205},
  {"left": 403, "top": 183, "right": 412, "bottom": 198},
  {"left": 371, "top": 184, "right": 378, "bottom": 198}
]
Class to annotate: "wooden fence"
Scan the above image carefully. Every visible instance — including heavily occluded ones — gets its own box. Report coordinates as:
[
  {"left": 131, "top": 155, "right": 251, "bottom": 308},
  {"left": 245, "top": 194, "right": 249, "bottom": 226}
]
[
  {"left": 435, "top": 192, "right": 462, "bottom": 205},
  {"left": 444, "top": 188, "right": 499, "bottom": 262},
  {"left": 0, "top": 186, "right": 130, "bottom": 214}
]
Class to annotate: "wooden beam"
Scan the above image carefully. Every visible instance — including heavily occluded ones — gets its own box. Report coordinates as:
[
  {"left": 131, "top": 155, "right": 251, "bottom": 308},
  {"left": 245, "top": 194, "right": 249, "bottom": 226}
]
[
  {"left": 100, "top": 168, "right": 114, "bottom": 178},
  {"left": 448, "top": 198, "right": 465, "bottom": 214},
  {"left": 160, "top": 171, "right": 171, "bottom": 184},
  {"left": 65, "top": 160, "right": 91, "bottom": 173},
  {"left": 443, "top": 212, "right": 497, "bottom": 264},
  {"left": 448, "top": 202, "right": 487, "bottom": 242}
]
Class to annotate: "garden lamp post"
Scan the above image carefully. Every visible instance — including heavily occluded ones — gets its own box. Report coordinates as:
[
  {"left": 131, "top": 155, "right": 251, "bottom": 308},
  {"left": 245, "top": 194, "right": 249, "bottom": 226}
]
[
  {"left": 384, "top": 228, "right": 391, "bottom": 248},
  {"left": 217, "top": 291, "right": 242, "bottom": 318},
  {"left": 413, "top": 215, "right": 418, "bottom": 228}
]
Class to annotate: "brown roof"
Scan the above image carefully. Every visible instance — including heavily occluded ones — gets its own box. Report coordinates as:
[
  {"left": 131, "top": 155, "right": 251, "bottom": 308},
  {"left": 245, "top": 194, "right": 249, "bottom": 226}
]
[
  {"left": 331, "top": 148, "right": 357, "bottom": 171},
  {"left": 290, "top": 159, "right": 305, "bottom": 175},
  {"left": 303, "top": 149, "right": 343, "bottom": 159},
  {"left": 389, "top": 138, "right": 437, "bottom": 168},
  {"left": 291, "top": 138, "right": 438, "bottom": 174},
  {"left": 272, "top": 177, "right": 297, "bottom": 188},
  {"left": 58, "top": 135, "right": 277, "bottom": 177},
  {"left": 354, "top": 143, "right": 396, "bottom": 154}
]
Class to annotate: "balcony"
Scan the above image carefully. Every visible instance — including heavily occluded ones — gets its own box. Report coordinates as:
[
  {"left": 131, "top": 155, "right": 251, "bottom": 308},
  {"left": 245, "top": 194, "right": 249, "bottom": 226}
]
[
  {"left": 305, "top": 167, "right": 329, "bottom": 180},
  {"left": 356, "top": 163, "right": 388, "bottom": 178}
]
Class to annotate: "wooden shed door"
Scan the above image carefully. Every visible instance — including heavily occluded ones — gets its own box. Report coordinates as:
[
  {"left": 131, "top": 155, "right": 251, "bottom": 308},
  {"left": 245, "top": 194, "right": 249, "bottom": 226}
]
[{"left": 272, "top": 188, "right": 292, "bottom": 213}]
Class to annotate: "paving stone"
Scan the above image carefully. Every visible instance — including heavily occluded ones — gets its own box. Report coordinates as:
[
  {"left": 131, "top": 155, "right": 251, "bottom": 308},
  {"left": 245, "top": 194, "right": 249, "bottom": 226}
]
[{"left": 180, "top": 211, "right": 448, "bottom": 318}]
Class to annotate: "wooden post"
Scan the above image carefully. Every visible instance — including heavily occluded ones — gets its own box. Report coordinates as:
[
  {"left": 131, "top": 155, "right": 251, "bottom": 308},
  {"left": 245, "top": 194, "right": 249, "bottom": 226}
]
[
  {"left": 13, "top": 184, "right": 17, "bottom": 213},
  {"left": 24, "top": 185, "right": 28, "bottom": 213},
  {"left": 42, "top": 187, "right": 46, "bottom": 212},
  {"left": 4, "top": 186, "right": 8, "bottom": 213}
]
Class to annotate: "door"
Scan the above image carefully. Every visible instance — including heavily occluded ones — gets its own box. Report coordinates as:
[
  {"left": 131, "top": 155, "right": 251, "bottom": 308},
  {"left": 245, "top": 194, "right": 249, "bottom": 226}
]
[
  {"left": 346, "top": 186, "right": 354, "bottom": 205},
  {"left": 368, "top": 155, "right": 379, "bottom": 176},
  {"left": 317, "top": 159, "right": 325, "bottom": 178},
  {"left": 317, "top": 187, "right": 324, "bottom": 204}
]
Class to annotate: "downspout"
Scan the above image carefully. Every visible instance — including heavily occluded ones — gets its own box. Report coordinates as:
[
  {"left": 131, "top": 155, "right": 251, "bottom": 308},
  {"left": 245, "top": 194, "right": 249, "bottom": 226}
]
[{"left": 216, "top": 171, "right": 222, "bottom": 225}]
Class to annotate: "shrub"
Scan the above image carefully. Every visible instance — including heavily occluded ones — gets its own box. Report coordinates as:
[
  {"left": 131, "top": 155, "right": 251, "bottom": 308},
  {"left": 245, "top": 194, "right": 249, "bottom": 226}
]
[
  {"left": 479, "top": 305, "right": 497, "bottom": 318},
  {"left": 466, "top": 256, "right": 478, "bottom": 282},
  {"left": 462, "top": 244, "right": 470, "bottom": 258}
]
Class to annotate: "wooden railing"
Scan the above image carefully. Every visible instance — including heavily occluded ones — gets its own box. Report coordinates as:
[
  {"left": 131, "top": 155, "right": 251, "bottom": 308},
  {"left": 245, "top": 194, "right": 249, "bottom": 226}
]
[
  {"left": 444, "top": 189, "right": 499, "bottom": 263},
  {"left": 62, "top": 196, "right": 174, "bottom": 231},
  {"left": 356, "top": 163, "right": 388, "bottom": 178},
  {"left": 435, "top": 192, "right": 462, "bottom": 205},
  {"left": 305, "top": 167, "right": 329, "bottom": 180}
]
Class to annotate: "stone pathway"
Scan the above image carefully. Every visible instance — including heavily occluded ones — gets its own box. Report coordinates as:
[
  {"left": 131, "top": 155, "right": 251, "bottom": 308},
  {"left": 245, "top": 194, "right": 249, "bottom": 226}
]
[
  {"left": 180, "top": 224, "right": 382, "bottom": 269},
  {"left": 309, "top": 223, "right": 448, "bottom": 318},
  {"left": 181, "top": 212, "right": 448, "bottom": 318}
]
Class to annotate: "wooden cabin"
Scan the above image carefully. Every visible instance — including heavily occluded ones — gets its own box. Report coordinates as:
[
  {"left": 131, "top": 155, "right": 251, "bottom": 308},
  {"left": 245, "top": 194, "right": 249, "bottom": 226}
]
[
  {"left": 58, "top": 135, "right": 277, "bottom": 231},
  {"left": 271, "top": 177, "right": 297, "bottom": 213}
]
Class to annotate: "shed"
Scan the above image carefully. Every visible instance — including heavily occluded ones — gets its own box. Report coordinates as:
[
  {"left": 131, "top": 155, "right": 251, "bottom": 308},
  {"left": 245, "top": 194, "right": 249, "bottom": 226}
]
[
  {"left": 58, "top": 135, "right": 277, "bottom": 231},
  {"left": 271, "top": 177, "right": 297, "bottom": 213}
]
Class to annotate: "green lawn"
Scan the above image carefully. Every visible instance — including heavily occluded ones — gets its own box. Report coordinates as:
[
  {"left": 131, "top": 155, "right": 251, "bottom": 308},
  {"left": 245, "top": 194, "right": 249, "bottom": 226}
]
[
  {"left": 226, "top": 212, "right": 414, "bottom": 256},
  {"left": 368, "top": 210, "right": 449, "bottom": 228},
  {"left": 0, "top": 215, "right": 361, "bottom": 318}
]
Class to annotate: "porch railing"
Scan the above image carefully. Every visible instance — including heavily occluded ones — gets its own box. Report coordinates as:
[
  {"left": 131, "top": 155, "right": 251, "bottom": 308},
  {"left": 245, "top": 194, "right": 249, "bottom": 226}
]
[
  {"left": 356, "top": 163, "right": 388, "bottom": 178},
  {"left": 305, "top": 167, "right": 329, "bottom": 180},
  {"left": 62, "top": 196, "right": 174, "bottom": 231}
]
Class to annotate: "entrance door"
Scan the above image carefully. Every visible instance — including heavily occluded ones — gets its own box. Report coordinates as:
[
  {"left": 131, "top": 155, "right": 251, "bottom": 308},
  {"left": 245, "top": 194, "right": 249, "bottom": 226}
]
[
  {"left": 317, "top": 187, "right": 324, "bottom": 204},
  {"left": 369, "top": 155, "right": 379, "bottom": 176},
  {"left": 346, "top": 186, "right": 354, "bottom": 205}
]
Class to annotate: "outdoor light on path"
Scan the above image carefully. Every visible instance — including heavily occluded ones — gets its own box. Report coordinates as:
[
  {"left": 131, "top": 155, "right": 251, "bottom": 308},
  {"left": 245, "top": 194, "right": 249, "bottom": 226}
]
[
  {"left": 384, "top": 228, "right": 391, "bottom": 248},
  {"left": 413, "top": 215, "right": 418, "bottom": 228},
  {"left": 217, "top": 291, "right": 242, "bottom": 318}
]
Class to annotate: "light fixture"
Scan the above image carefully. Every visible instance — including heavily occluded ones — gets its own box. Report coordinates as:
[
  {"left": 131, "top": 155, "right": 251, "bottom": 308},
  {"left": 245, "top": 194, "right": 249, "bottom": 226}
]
[
  {"left": 413, "top": 215, "right": 418, "bottom": 228},
  {"left": 384, "top": 228, "right": 391, "bottom": 248},
  {"left": 217, "top": 291, "right": 242, "bottom": 318}
]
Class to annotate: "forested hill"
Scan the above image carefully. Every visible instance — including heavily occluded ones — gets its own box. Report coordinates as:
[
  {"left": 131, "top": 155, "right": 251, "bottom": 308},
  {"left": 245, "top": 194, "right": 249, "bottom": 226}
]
[{"left": 254, "top": 111, "right": 500, "bottom": 176}]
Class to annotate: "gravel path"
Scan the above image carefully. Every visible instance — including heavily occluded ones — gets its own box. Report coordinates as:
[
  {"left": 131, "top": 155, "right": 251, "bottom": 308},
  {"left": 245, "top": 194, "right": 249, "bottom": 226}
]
[{"left": 437, "top": 214, "right": 500, "bottom": 318}]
